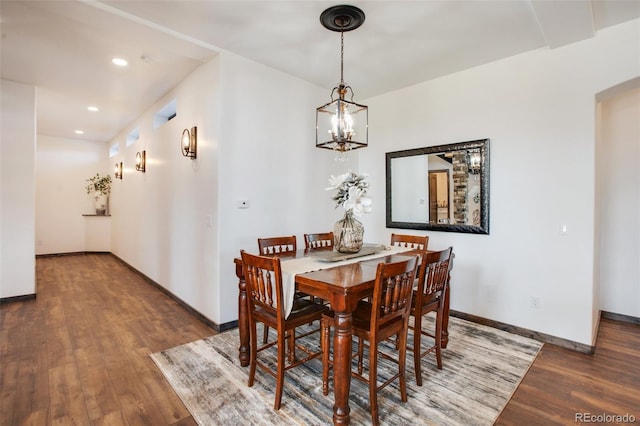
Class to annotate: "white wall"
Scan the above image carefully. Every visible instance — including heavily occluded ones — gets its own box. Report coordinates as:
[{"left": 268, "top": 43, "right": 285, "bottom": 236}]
[
  {"left": 597, "top": 86, "right": 640, "bottom": 318},
  {"left": 1, "top": 80, "right": 36, "bottom": 298},
  {"left": 35, "top": 135, "right": 109, "bottom": 254},
  {"left": 108, "top": 52, "right": 352, "bottom": 325},
  {"left": 27, "top": 18, "right": 638, "bottom": 343},
  {"left": 109, "top": 56, "right": 221, "bottom": 325},
  {"left": 359, "top": 19, "right": 639, "bottom": 346},
  {"left": 215, "top": 52, "right": 351, "bottom": 323}
]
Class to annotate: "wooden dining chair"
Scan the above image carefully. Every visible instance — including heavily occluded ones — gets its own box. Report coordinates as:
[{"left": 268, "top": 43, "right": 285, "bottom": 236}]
[
  {"left": 390, "top": 233, "right": 429, "bottom": 250},
  {"left": 321, "top": 255, "right": 419, "bottom": 425},
  {"left": 240, "top": 250, "right": 328, "bottom": 410},
  {"left": 303, "top": 232, "right": 334, "bottom": 250},
  {"left": 410, "top": 247, "right": 453, "bottom": 386},
  {"left": 257, "top": 235, "right": 297, "bottom": 255},
  {"left": 257, "top": 235, "right": 299, "bottom": 342},
  {"left": 303, "top": 232, "right": 334, "bottom": 306}
]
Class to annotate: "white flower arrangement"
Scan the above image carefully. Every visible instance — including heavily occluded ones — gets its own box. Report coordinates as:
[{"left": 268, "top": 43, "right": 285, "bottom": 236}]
[{"left": 326, "top": 170, "right": 373, "bottom": 216}]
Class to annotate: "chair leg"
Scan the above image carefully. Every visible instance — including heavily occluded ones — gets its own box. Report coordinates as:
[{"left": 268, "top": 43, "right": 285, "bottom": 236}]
[
  {"left": 263, "top": 324, "right": 269, "bottom": 344},
  {"left": 248, "top": 322, "right": 258, "bottom": 387},
  {"left": 398, "top": 330, "right": 408, "bottom": 402},
  {"left": 357, "top": 338, "right": 364, "bottom": 375},
  {"left": 413, "top": 314, "right": 424, "bottom": 386},
  {"left": 274, "top": 329, "right": 286, "bottom": 410},
  {"left": 321, "top": 318, "right": 330, "bottom": 396},
  {"left": 369, "top": 342, "right": 380, "bottom": 426},
  {"left": 435, "top": 309, "right": 443, "bottom": 370},
  {"left": 287, "top": 331, "right": 295, "bottom": 363}
]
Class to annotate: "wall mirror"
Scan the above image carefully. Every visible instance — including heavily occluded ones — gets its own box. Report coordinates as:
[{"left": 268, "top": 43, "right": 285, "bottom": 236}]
[{"left": 386, "top": 138, "right": 490, "bottom": 234}]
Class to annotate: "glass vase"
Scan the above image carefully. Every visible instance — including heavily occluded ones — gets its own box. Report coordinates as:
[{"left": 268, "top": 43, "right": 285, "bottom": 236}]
[
  {"left": 94, "top": 193, "right": 108, "bottom": 216},
  {"left": 334, "top": 209, "right": 364, "bottom": 253}
]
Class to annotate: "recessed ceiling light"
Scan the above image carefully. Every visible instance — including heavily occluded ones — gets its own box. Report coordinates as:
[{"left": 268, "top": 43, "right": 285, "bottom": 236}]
[
  {"left": 112, "top": 57, "right": 128, "bottom": 67},
  {"left": 88, "top": 106, "right": 99, "bottom": 112},
  {"left": 75, "top": 130, "right": 84, "bottom": 135}
]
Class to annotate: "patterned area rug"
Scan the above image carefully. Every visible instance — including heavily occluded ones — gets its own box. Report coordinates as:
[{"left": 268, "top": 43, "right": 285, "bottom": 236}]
[{"left": 150, "top": 316, "right": 542, "bottom": 425}]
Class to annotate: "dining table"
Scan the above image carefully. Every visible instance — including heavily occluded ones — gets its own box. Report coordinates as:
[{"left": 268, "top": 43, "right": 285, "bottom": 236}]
[{"left": 234, "top": 244, "right": 451, "bottom": 425}]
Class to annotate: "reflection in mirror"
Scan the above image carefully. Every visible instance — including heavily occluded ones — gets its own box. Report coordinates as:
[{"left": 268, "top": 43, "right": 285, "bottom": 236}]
[{"left": 386, "top": 139, "right": 489, "bottom": 234}]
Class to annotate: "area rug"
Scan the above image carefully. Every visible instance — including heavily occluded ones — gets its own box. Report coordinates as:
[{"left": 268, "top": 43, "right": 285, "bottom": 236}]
[{"left": 150, "top": 316, "right": 542, "bottom": 425}]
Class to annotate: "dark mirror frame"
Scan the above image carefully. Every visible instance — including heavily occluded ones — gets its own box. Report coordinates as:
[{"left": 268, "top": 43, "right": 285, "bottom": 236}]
[{"left": 386, "top": 138, "right": 490, "bottom": 234}]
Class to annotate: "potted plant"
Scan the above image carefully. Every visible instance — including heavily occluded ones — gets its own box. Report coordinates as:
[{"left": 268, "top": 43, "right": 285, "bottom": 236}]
[{"left": 85, "top": 173, "right": 112, "bottom": 215}]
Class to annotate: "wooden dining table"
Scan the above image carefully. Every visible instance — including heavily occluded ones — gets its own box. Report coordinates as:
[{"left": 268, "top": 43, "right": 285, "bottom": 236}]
[{"left": 234, "top": 247, "right": 451, "bottom": 425}]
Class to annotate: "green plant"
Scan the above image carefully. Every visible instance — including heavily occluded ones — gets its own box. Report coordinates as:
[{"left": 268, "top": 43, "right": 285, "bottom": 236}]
[{"left": 85, "top": 173, "right": 112, "bottom": 199}]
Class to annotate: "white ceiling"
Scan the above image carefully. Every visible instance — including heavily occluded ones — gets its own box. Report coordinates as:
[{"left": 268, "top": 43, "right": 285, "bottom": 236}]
[{"left": 2, "top": 0, "right": 639, "bottom": 143}]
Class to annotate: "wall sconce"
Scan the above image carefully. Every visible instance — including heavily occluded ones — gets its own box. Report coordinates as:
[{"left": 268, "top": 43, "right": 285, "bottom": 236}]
[
  {"left": 181, "top": 127, "right": 197, "bottom": 159},
  {"left": 135, "top": 150, "right": 146, "bottom": 172},
  {"left": 114, "top": 162, "right": 123, "bottom": 179}
]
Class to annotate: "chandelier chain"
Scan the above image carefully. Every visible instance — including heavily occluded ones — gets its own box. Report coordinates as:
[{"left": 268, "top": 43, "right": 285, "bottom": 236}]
[{"left": 340, "top": 30, "right": 344, "bottom": 85}]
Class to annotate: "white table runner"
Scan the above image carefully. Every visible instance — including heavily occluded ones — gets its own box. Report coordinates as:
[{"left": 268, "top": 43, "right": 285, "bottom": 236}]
[{"left": 280, "top": 245, "right": 414, "bottom": 318}]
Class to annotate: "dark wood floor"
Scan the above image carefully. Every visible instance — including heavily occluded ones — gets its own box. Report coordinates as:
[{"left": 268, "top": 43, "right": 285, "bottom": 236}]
[
  {"left": 1, "top": 254, "right": 638, "bottom": 425},
  {"left": 1, "top": 254, "right": 213, "bottom": 425},
  {"left": 496, "top": 317, "right": 640, "bottom": 425}
]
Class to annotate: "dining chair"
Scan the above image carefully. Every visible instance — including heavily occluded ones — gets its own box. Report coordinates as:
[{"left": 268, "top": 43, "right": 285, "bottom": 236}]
[
  {"left": 258, "top": 235, "right": 297, "bottom": 255},
  {"left": 303, "top": 232, "right": 334, "bottom": 307},
  {"left": 303, "top": 232, "right": 334, "bottom": 250},
  {"left": 240, "top": 250, "right": 328, "bottom": 410},
  {"left": 257, "top": 235, "right": 300, "bottom": 343},
  {"left": 390, "top": 233, "right": 429, "bottom": 250},
  {"left": 410, "top": 246, "right": 453, "bottom": 386},
  {"left": 321, "top": 255, "right": 419, "bottom": 425}
]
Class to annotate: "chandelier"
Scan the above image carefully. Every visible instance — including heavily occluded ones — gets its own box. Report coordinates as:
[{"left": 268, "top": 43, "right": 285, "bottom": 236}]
[{"left": 316, "top": 5, "right": 368, "bottom": 158}]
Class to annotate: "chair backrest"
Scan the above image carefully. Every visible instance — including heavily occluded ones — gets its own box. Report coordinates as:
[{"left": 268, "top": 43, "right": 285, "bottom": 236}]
[
  {"left": 370, "top": 256, "right": 419, "bottom": 329},
  {"left": 240, "top": 250, "right": 285, "bottom": 320},
  {"left": 257, "top": 235, "right": 297, "bottom": 255},
  {"left": 390, "top": 233, "right": 429, "bottom": 251},
  {"left": 415, "top": 247, "right": 453, "bottom": 302},
  {"left": 304, "top": 232, "right": 334, "bottom": 250}
]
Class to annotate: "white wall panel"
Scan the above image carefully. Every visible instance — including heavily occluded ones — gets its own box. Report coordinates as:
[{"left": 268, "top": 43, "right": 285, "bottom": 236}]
[
  {"left": 1, "top": 80, "right": 36, "bottom": 298},
  {"left": 359, "top": 19, "right": 639, "bottom": 345},
  {"left": 35, "top": 135, "right": 109, "bottom": 254},
  {"left": 597, "top": 87, "right": 640, "bottom": 318}
]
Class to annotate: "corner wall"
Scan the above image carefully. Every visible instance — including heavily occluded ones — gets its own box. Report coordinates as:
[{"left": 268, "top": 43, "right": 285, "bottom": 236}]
[
  {"left": 596, "top": 86, "right": 640, "bottom": 319},
  {"left": 1, "top": 80, "right": 36, "bottom": 298},
  {"left": 215, "top": 52, "right": 348, "bottom": 324},
  {"left": 35, "top": 135, "right": 109, "bottom": 255},
  {"left": 109, "top": 56, "right": 221, "bottom": 325},
  {"left": 108, "top": 53, "right": 343, "bottom": 326}
]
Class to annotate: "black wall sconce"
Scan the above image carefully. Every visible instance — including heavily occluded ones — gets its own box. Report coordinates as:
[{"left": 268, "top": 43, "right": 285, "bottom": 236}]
[
  {"left": 114, "top": 162, "right": 123, "bottom": 179},
  {"left": 181, "top": 126, "right": 197, "bottom": 159},
  {"left": 135, "top": 150, "right": 146, "bottom": 172}
]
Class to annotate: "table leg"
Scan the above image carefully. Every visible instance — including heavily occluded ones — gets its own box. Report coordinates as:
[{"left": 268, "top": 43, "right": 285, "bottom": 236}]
[
  {"left": 236, "top": 261, "right": 250, "bottom": 367},
  {"left": 332, "top": 311, "right": 352, "bottom": 425}
]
